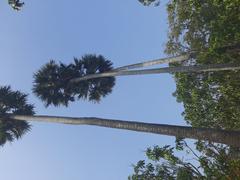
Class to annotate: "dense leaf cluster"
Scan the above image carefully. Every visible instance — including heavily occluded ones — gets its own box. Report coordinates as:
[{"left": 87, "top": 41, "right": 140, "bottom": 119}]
[
  {"left": 129, "top": 140, "right": 240, "bottom": 179},
  {"left": 33, "top": 54, "right": 115, "bottom": 106},
  {"left": 130, "top": 1, "right": 240, "bottom": 179},
  {"left": 165, "top": 0, "right": 240, "bottom": 129},
  {"left": 0, "top": 86, "right": 34, "bottom": 146}
]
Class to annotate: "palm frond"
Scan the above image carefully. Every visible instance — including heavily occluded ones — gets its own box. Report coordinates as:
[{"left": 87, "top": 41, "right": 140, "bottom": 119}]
[{"left": 0, "top": 86, "right": 34, "bottom": 146}]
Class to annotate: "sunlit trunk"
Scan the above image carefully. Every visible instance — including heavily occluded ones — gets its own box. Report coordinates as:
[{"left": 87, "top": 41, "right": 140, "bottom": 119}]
[
  {"left": 114, "top": 54, "right": 189, "bottom": 71},
  {"left": 11, "top": 115, "right": 240, "bottom": 147},
  {"left": 70, "top": 63, "right": 240, "bottom": 83}
]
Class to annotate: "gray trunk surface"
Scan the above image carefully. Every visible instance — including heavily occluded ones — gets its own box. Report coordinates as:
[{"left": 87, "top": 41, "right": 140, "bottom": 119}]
[
  {"left": 114, "top": 54, "right": 189, "bottom": 71},
  {"left": 70, "top": 63, "right": 240, "bottom": 83},
  {"left": 11, "top": 115, "right": 240, "bottom": 147}
]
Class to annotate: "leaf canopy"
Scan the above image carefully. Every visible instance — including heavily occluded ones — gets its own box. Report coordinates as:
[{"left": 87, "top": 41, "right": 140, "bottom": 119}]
[
  {"left": 129, "top": 140, "right": 240, "bottom": 179},
  {"left": 165, "top": 0, "right": 240, "bottom": 129}
]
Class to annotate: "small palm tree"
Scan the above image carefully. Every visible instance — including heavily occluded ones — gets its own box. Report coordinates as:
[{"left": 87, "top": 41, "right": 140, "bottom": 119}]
[
  {"left": 0, "top": 86, "right": 34, "bottom": 146},
  {"left": 33, "top": 55, "right": 115, "bottom": 106}
]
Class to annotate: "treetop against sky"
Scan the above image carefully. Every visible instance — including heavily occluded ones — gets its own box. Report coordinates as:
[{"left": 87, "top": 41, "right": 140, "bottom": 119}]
[{"left": 0, "top": 0, "right": 239, "bottom": 180}]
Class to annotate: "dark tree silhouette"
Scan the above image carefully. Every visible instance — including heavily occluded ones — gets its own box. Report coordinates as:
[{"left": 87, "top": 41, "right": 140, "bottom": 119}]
[
  {"left": 0, "top": 86, "right": 34, "bottom": 146},
  {"left": 32, "top": 60, "right": 75, "bottom": 107},
  {"left": 33, "top": 53, "right": 240, "bottom": 107},
  {"left": 33, "top": 55, "right": 115, "bottom": 107}
]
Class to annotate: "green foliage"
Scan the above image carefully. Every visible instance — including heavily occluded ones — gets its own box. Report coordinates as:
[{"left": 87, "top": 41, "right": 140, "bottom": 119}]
[
  {"left": 129, "top": 140, "right": 240, "bottom": 179},
  {"left": 0, "top": 86, "right": 34, "bottom": 146},
  {"left": 33, "top": 54, "right": 115, "bottom": 107},
  {"left": 129, "top": 142, "right": 198, "bottom": 179},
  {"left": 195, "top": 141, "right": 240, "bottom": 179},
  {"left": 165, "top": 0, "right": 240, "bottom": 129}
]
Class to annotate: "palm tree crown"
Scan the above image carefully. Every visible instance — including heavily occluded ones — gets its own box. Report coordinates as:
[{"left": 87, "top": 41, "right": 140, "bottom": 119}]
[
  {"left": 71, "top": 55, "right": 115, "bottom": 102},
  {"left": 0, "top": 86, "right": 34, "bottom": 146},
  {"left": 33, "top": 60, "right": 75, "bottom": 106},
  {"left": 33, "top": 54, "right": 115, "bottom": 106}
]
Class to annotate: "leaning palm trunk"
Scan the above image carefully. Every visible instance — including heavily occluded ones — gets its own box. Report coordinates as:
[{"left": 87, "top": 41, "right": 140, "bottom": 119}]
[
  {"left": 40, "top": 54, "right": 190, "bottom": 88},
  {"left": 11, "top": 115, "right": 240, "bottom": 147},
  {"left": 70, "top": 63, "right": 240, "bottom": 83},
  {"left": 113, "top": 54, "right": 190, "bottom": 71}
]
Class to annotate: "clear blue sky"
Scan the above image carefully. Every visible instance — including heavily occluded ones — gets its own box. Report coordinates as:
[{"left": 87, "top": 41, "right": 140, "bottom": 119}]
[{"left": 0, "top": 1, "right": 186, "bottom": 179}]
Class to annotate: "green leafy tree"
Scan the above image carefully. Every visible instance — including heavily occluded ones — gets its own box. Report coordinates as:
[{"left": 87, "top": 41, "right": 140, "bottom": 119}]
[
  {"left": 129, "top": 140, "right": 240, "bottom": 179},
  {"left": 164, "top": 0, "right": 240, "bottom": 129},
  {"left": 0, "top": 86, "right": 34, "bottom": 146}
]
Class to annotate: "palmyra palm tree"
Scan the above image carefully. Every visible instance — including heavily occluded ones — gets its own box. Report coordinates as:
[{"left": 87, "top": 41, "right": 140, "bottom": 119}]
[
  {"left": 10, "top": 114, "right": 240, "bottom": 148},
  {"left": 33, "top": 53, "right": 240, "bottom": 106},
  {"left": 33, "top": 55, "right": 116, "bottom": 106},
  {"left": 32, "top": 53, "right": 191, "bottom": 106},
  {"left": 1, "top": 86, "right": 240, "bottom": 148},
  {"left": 33, "top": 54, "right": 189, "bottom": 106}
]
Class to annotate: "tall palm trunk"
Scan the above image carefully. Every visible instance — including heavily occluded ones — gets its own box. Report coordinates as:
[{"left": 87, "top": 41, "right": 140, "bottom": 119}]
[
  {"left": 11, "top": 115, "right": 240, "bottom": 147},
  {"left": 113, "top": 54, "right": 189, "bottom": 71},
  {"left": 40, "top": 54, "right": 190, "bottom": 88},
  {"left": 70, "top": 63, "right": 240, "bottom": 83}
]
